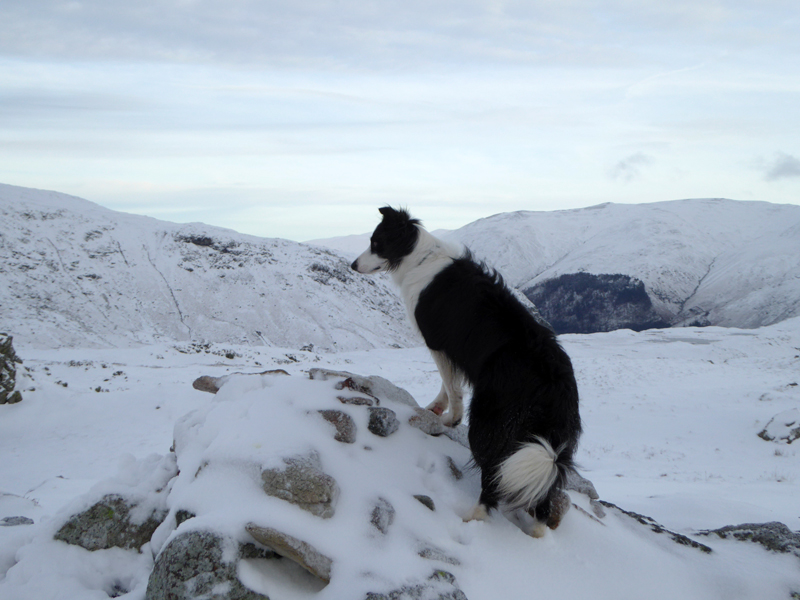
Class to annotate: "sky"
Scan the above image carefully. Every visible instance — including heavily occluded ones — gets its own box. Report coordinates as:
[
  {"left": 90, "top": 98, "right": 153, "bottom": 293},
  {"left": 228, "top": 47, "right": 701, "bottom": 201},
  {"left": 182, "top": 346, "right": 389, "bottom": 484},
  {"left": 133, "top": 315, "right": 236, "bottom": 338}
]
[{"left": 1, "top": 1, "right": 799, "bottom": 241}]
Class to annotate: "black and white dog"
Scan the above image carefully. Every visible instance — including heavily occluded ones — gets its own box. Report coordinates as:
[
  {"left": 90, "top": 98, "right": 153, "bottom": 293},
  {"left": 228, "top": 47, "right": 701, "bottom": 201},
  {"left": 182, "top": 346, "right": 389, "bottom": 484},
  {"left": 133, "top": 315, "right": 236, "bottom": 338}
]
[{"left": 351, "top": 206, "right": 581, "bottom": 536}]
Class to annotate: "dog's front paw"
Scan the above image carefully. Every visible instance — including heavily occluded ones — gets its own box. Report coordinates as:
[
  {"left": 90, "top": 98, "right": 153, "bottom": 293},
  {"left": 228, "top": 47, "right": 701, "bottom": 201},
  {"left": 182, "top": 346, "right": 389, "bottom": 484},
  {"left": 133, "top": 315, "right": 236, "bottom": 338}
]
[
  {"left": 440, "top": 411, "right": 462, "bottom": 427},
  {"left": 426, "top": 398, "right": 447, "bottom": 416}
]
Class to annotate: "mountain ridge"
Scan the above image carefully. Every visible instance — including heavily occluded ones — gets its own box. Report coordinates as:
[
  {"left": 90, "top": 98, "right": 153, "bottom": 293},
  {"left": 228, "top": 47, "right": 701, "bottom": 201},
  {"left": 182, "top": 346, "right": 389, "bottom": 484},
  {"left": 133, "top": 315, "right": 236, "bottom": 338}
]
[
  {"left": 447, "top": 198, "right": 800, "bottom": 330},
  {"left": 1, "top": 183, "right": 418, "bottom": 350}
]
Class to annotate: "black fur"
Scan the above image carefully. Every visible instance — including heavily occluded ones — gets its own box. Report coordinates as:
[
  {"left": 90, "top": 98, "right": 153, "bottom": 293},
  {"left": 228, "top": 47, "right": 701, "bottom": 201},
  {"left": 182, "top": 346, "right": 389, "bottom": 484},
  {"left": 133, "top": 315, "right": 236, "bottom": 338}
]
[
  {"left": 415, "top": 255, "right": 582, "bottom": 523},
  {"left": 370, "top": 206, "right": 421, "bottom": 271}
]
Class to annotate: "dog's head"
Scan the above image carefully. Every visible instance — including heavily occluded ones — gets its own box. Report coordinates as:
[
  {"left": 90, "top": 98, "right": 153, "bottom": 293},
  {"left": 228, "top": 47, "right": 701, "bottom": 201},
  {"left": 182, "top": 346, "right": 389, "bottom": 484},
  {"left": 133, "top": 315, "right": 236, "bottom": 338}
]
[{"left": 351, "top": 206, "right": 421, "bottom": 274}]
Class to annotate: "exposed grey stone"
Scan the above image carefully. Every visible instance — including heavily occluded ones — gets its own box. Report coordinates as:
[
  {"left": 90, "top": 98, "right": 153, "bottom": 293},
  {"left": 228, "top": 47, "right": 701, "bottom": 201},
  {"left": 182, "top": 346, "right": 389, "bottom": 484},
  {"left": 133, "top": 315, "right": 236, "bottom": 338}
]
[
  {"left": 192, "top": 370, "right": 290, "bottom": 394},
  {"left": 367, "top": 407, "right": 400, "bottom": 437},
  {"left": 370, "top": 497, "right": 396, "bottom": 534},
  {"left": 0, "top": 516, "right": 34, "bottom": 526},
  {"left": 565, "top": 470, "right": 600, "bottom": 500},
  {"left": 192, "top": 375, "right": 221, "bottom": 394},
  {"left": 308, "top": 369, "right": 418, "bottom": 408},
  {"left": 600, "top": 501, "right": 713, "bottom": 554},
  {"left": 260, "top": 453, "right": 339, "bottom": 519},
  {"left": 246, "top": 523, "right": 332, "bottom": 584},
  {"left": 440, "top": 423, "right": 469, "bottom": 448},
  {"left": 0, "top": 333, "right": 23, "bottom": 405},
  {"left": 563, "top": 470, "right": 606, "bottom": 517},
  {"left": 414, "top": 495, "right": 435, "bottom": 512},
  {"left": 317, "top": 409, "right": 357, "bottom": 444},
  {"left": 590, "top": 500, "right": 607, "bottom": 519},
  {"left": 337, "top": 395, "right": 375, "bottom": 406},
  {"left": 445, "top": 457, "right": 463, "bottom": 481},
  {"left": 145, "top": 530, "right": 268, "bottom": 600},
  {"left": 418, "top": 545, "right": 461, "bottom": 566},
  {"left": 175, "top": 509, "right": 196, "bottom": 527},
  {"left": 239, "top": 542, "right": 280, "bottom": 560},
  {"left": 699, "top": 522, "right": 800, "bottom": 558},
  {"left": 365, "top": 570, "right": 468, "bottom": 600},
  {"left": 408, "top": 408, "right": 445, "bottom": 436},
  {"left": 54, "top": 494, "right": 167, "bottom": 552}
]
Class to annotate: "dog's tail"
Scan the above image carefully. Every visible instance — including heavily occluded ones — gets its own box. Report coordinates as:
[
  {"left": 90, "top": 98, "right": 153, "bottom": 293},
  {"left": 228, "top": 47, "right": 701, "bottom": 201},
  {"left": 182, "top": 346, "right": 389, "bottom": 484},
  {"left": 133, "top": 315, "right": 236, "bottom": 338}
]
[{"left": 495, "top": 436, "right": 571, "bottom": 511}]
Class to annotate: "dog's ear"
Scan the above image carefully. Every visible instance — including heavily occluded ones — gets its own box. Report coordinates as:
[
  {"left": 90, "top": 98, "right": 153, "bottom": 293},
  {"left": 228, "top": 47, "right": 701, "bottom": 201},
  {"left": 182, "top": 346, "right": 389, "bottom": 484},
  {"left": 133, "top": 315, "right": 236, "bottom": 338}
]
[
  {"left": 379, "top": 206, "right": 400, "bottom": 219},
  {"left": 378, "top": 206, "right": 419, "bottom": 229}
]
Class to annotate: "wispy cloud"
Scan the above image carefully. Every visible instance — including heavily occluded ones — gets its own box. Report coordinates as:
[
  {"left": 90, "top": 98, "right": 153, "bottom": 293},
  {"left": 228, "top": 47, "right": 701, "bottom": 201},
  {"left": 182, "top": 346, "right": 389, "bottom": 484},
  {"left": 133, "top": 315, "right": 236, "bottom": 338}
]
[
  {"left": 609, "top": 152, "right": 654, "bottom": 182},
  {"left": 763, "top": 152, "right": 800, "bottom": 181},
  {"left": 1, "top": 1, "right": 799, "bottom": 239},
  {"left": 2, "top": 1, "right": 796, "bottom": 69}
]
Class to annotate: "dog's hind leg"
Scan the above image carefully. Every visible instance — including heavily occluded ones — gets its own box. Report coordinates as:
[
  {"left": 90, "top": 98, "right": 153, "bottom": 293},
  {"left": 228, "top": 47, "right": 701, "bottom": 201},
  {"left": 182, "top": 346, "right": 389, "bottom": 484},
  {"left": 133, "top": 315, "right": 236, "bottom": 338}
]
[
  {"left": 426, "top": 351, "right": 464, "bottom": 426},
  {"left": 464, "top": 469, "right": 500, "bottom": 522}
]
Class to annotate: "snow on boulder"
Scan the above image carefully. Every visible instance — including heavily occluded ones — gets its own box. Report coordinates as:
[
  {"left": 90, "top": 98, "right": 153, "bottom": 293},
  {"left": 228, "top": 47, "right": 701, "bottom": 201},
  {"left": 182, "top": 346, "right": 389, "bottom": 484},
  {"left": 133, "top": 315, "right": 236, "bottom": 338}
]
[
  {"left": 699, "top": 522, "right": 800, "bottom": 559},
  {"left": 52, "top": 453, "right": 177, "bottom": 553},
  {"left": 758, "top": 408, "right": 800, "bottom": 444},
  {"left": 155, "top": 369, "right": 477, "bottom": 597}
]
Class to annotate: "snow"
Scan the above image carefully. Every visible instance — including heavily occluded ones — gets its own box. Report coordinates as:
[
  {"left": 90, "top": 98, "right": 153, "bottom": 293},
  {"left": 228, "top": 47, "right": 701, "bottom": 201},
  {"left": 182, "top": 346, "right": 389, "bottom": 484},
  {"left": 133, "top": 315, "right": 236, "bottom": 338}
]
[
  {"left": 0, "top": 183, "right": 417, "bottom": 351},
  {"left": 2, "top": 319, "right": 799, "bottom": 599}
]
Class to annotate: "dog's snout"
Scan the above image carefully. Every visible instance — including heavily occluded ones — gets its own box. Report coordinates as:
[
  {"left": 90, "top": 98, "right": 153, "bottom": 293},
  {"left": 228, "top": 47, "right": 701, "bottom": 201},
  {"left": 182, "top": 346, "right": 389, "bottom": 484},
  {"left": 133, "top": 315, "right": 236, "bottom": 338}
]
[{"left": 350, "top": 259, "right": 359, "bottom": 271}]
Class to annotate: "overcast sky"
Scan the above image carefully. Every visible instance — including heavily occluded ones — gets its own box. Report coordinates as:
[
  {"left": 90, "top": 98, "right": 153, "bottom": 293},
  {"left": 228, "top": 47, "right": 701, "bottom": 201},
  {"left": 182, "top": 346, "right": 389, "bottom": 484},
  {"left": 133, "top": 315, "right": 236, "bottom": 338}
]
[{"left": 2, "top": 1, "right": 799, "bottom": 241}]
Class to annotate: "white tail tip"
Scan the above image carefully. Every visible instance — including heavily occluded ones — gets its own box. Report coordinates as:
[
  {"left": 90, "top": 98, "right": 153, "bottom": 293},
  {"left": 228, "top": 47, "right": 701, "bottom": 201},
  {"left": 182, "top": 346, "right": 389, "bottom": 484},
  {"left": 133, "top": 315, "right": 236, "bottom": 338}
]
[{"left": 496, "top": 436, "right": 560, "bottom": 510}]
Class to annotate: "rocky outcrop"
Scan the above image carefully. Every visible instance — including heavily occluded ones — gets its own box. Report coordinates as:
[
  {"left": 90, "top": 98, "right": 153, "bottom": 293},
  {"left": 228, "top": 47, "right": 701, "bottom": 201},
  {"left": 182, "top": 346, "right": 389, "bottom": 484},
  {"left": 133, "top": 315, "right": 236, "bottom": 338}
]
[
  {"left": 699, "top": 522, "right": 800, "bottom": 559},
  {"left": 260, "top": 453, "right": 340, "bottom": 519},
  {"left": 364, "top": 570, "right": 467, "bottom": 600},
  {"left": 54, "top": 494, "right": 167, "bottom": 552},
  {"left": 364, "top": 570, "right": 468, "bottom": 600},
  {"left": 245, "top": 523, "right": 333, "bottom": 583},
  {"left": 146, "top": 530, "right": 270, "bottom": 600},
  {"left": 0, "top": 333, "right": 23, "bottom": 405},
  {"left": 523, "top": 273, "right": 670, "bottom": 334},
  {"left": 600, "top": 501, "right": 713, "bottom": 554}
]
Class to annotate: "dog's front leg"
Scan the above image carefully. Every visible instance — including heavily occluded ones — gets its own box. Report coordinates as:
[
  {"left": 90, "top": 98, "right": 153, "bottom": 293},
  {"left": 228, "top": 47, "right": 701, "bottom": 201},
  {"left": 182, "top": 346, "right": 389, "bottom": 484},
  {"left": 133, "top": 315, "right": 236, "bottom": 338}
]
[
  {"left": 427, "top": 382, "right": 449, "bottom": 416},
  {"left": 427, "top": 351, "right": 464, "bottom": 427}
]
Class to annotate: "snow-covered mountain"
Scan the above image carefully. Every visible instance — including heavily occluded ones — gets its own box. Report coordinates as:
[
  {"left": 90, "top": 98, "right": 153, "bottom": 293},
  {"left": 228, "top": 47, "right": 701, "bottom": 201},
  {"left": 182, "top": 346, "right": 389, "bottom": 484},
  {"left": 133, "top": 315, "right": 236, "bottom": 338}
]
[
  {"left": 448, "top": 199, "right": 800, "bottom": 330},
  {"left": 0, "top": 184, "right": 417, "bottom": 351}
]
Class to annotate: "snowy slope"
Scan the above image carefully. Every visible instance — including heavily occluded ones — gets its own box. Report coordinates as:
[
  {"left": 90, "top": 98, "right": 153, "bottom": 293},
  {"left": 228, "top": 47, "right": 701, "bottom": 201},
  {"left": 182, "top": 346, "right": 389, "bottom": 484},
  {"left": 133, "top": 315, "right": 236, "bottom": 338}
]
[
  {"left": 1, "top": 320, "right": 799, "bottom": 598},
  {"left": 449, "top": 199, "right": 800, "bottom": 328},
  {"left": 0, "top": 184, "right": 417, "bottom": 351}
]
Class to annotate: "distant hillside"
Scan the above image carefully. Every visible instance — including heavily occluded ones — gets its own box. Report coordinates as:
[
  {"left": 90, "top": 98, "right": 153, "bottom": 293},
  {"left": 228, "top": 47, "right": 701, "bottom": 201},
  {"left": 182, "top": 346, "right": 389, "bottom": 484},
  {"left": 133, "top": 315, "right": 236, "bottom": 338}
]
[
  {"left": 0, "top": 184, "right": 418, "bottom": 350},
  {"left": 449, "top": 199, "right": 800, "bottom": 331}
]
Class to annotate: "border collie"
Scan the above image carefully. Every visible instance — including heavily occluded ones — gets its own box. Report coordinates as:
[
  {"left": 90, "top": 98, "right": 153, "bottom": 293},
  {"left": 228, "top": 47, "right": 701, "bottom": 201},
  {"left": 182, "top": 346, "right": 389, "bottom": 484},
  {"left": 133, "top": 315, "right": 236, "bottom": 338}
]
[{"left": 351, "top": 206, "right": 581, "bottom": 536}]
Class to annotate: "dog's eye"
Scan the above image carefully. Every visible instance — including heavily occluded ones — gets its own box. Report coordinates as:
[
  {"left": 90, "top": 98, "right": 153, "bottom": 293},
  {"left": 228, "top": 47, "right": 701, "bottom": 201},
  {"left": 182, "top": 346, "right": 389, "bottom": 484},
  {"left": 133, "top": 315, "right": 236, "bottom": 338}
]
[{"left": 370, "top": 239, "right": 380, "bottom": 253}]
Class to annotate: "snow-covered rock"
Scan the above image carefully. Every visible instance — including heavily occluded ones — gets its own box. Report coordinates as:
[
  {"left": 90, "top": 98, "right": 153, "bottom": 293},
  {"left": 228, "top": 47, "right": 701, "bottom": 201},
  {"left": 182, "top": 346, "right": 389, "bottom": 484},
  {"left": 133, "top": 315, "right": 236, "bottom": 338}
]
[
  {"left": 0, "top": 183, "right": 417, "bottom": 351},
  {"left": 700, "top": 522, "right": 800, "bottom": 560},
  {"left": 759, "top": 409, "right": 800, "bottom": 444}
]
